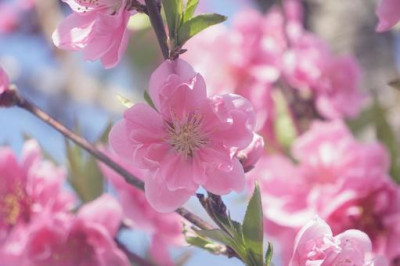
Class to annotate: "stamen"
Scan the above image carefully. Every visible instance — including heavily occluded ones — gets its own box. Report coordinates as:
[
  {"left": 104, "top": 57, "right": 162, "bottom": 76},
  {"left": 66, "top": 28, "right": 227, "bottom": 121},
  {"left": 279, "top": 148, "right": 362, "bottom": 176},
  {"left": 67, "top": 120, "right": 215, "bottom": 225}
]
[{"left": 166, "top": 112, "right": 208, "bottom": 157}]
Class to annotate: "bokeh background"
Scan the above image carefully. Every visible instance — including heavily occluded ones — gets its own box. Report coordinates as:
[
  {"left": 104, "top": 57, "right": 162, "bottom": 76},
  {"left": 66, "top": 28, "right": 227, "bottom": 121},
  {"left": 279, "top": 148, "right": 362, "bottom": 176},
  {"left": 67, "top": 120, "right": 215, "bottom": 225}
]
[{"left": 1, "top": 0, "right": 399, "bottom": 265}]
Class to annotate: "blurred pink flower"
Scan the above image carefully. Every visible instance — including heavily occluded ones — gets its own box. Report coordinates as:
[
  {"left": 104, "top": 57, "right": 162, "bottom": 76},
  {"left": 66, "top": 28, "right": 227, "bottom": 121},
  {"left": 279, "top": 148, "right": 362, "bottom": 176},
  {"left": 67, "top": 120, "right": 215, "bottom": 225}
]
[
  {"left": 0, "top": 67, "right": 9, "bottom": 94},
  {"left": 0, "top": 4, "right": 19, "bottom": 34},
  {"left": 52, "top": 0, "right": 136, "bottom": 68},
  {"left": 0, "top": 140, "right": 75, "bottom": 264},
  {"left": 0, "top": 140, "right": 74, "bottom": 241},
  {"left": 99, "top": 148, "right": 184, "bottom": 266},
  {"left": 289, "top": 217, "right": 388, "bottom": 266},
  {"left": 324, "top": 178, "right": 400, "bottom": 263},
  {"left": 315, "top": 56, "right": 364, "bottom": 119},
  {"left": 109, "top": 59, "right": 256, "bottom": 212},
  {"left": 23, "top": 194, "right": 130, "bottom": 266},
  {"left": 250, "top": 121, "right": 396, "bottom": 263},
  {"left": 293, "top": 120, "right": 389, "bottom": 190},
  {"left": 376, "top": 0, "right": 400, "bottom": 32}
]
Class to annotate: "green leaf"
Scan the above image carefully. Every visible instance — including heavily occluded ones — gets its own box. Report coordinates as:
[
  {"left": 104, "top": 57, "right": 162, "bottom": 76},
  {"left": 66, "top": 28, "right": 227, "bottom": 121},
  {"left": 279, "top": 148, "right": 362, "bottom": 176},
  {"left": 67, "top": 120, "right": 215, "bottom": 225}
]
[
  {"left": 116, "top": 94, "right": 134, "bottom": 108},
  {"left": 66, "top": 140, "right": 104, "bottom": 203},
  {"left": 144, "top": 90, "right": 155, "bottom": 109},
  {"left": 195, "top": 229, "right": 234, "bottom": 246},
  {"left": 242, "top": 184, "right": 264, "bottom": 264},
  {"left": 265, "top": 242, "right": 273, "bottom": 266},
  {"left": 372, "top": 96, "right": 400, "bottom": 183},
  {"left": 346, "top": 106, "right": 374, "bottom": 134},
  {"left": 183, "top": 0, "right": 199, "bottom": 22},
  {"left": 177, "top": 13, "right": 227, "bottom": 45},
  {"left": 186, "top": 236, "right": 225, "bottom": 254},
  {"left": 162, "top": 0, "right": 183, "bottom": 39}
]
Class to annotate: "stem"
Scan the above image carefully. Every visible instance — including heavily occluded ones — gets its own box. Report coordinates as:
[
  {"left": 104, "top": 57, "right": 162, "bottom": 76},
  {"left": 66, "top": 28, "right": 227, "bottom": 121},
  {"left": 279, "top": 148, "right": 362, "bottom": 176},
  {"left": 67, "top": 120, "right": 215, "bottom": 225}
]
[
  {"left": 8, "top": 92, "right": 213, "bottom": 231},
  {"left": 17, "top": 98, "right": 145, "bottom": 191},
  {"left": 144, "top": 0, "right": 169, "bottom": 59},
  {"left": 115, "top": 239, "right": 155, "bottom": 266}
]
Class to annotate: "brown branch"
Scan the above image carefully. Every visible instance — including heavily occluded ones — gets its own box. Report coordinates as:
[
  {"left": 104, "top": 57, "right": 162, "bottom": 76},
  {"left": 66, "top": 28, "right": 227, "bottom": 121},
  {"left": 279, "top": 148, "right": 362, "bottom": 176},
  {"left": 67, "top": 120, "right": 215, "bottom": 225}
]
[
  {"left": 115, "top": 238, "right": 155, "bottom": 266},
  {"left": 144, "top": 0, "right": 169, "bottom": 59}
]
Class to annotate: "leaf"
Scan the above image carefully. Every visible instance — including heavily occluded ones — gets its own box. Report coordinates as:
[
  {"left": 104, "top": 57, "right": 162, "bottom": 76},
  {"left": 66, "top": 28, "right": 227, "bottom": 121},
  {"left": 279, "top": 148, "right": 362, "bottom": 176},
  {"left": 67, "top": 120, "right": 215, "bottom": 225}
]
[
  {"left": 265, "top": 242, "right": 273, "bottom": 266},
  {"left": 177, "top": 13, "right": 227, "bottom": 45},
  {"left": 144, "top": 90, "right": 155, "bottom": 109},
  {"left": 242, "top": 183, "right": 264, "bottom": 264},
  {"left": 195, "top": 229, "right": 234, "bottom": 247},
  {"left": 346, "top": 106, "right": 374, "bottom": 134},
  {"left": 186, "top": 236, "right": 225, "bottom": 254},
  {"left": 183, "top": 0, "right": 199, "bottom": 22},
  {"left": 162, "top": 0, "right": 183, "bottom": 39},
  {"left": 372, "top": 96, "right": 400, "bottom": 183},
  {"left": 96, "top": 121, "right": 113, "bottom": 144},
  {"left": 116, "top": 94, "right": 134, "bottom": 108},
  {"left": 66, "top": 140, "right": 104, "bottom": 203}
]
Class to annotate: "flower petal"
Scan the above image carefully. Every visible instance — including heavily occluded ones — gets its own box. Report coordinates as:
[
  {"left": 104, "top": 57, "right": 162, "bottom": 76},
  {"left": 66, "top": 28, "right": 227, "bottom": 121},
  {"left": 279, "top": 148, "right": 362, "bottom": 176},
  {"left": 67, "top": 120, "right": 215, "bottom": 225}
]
[
  {"left": 148, "top": 59, "right": 197, "bottom": 110},
  {"left": 145, "top": 174, "right": 194, "bottom": 213}
]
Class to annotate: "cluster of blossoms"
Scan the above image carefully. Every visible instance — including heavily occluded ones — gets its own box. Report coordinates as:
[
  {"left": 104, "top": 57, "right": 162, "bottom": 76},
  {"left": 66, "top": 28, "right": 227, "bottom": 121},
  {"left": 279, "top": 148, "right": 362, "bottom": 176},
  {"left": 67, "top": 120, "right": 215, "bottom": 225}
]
[
  {"left": 0, "top": 138, "right": 184, "bottom": 265},
  {"left": 183, "top": 1, "right": 364, "bottom": 147},
  {"left": 249, "top": 120, "right": 400, "bottom": 264},
  {"left": 52, "top": 0, "right": 144, "bottom": 68}
]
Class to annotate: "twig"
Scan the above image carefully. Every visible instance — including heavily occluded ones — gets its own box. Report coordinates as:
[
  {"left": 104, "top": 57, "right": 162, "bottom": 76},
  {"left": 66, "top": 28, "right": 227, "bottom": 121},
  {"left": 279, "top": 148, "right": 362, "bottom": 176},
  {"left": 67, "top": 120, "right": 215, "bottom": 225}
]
[
  {"left": 144, "top": 0, "right": 169, "bottom": 59},
  {"left": 115, "top": 238, "right": 155, "bottom": 266}
]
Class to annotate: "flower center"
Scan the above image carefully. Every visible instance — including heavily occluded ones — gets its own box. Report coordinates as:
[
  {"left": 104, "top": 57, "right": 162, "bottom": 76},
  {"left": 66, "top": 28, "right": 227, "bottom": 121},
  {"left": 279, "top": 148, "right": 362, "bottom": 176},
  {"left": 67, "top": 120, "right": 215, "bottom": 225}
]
[
  {"left": 0, "top": 182, "right": 31, "bottom": 229},
  {"left": 166, "top": 113, "right": 208, "bottom": 157}
]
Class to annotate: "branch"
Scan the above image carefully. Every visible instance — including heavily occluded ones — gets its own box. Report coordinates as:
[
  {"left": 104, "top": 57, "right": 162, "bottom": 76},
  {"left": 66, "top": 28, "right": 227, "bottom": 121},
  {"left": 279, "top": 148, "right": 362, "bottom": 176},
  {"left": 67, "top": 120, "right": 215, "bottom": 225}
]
[
  {"left": 144, "top": 0, "right": 169, "bottom": 59},
  {"left": 115, "top": 238, "right": 155, "bottom": 266}
]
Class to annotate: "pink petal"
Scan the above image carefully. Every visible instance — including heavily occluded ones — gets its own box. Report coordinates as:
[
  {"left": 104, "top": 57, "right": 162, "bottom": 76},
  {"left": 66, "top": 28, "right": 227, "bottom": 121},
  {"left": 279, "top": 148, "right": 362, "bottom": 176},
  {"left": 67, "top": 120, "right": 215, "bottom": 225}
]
[
  {"left": 109, "top": 120, "right": 136, "bottom": 160},
  {"left": 207, "top": 94, "right": 256, "bottom": 150},
  {"left": 148, "top": 59, "right": 197, "bottom": 110},
  {"left": 21, "top": 139, "right": 41, "bottom": 174},
  {"left": 376, "top": 0, "right": 400, "bottom": 32},
  {"left": 52, "top": 12, "right": 97, "bottom": 50},
  {"left": 161, "top": 153, "right": 198, "bottom": 191},
  {"left": 77, "top": 194, "right": 123, "bottom": 236},
  {"left": 145, "top": 174, "right": 194, "bottom": 213},
  {"left": 290, "top": 217, "right": 333, "bottom": 265},
  {"left": 158, "top": 74, "right": 207, "bottom": 120},
  {"left": 202, "top": 158, "right": 245, "bottom": 194}
]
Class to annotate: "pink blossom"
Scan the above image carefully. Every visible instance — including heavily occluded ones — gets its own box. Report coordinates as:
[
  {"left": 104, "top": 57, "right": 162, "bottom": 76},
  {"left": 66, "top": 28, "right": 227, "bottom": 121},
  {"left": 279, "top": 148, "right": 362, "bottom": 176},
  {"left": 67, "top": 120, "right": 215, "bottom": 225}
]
[
  {"left": 0, "top": 3, "right": 19, "bottom": 34},
  {"left": 236, "top": 133, "right": 264, "bottom": 172},
  {"left": 52, "top": 0, "right": 136, "bottom": 68},
  {"left": 315, "top": 56, "right": 364, "bottom": 119},
  {"left": 289, "top": 217, "right": 388, "bottom": 266},
  {"left": 0, "top": 140, "right": 74, "bottom": 242},
  {"left": 376, "top": 0, "right": 400, "bottom": 32},
  {"left": 0, "top": 67, "right": 9, "bottom": 94},
  {"left": 109, "top": 59, "right": 256, "bottom": 212},
  {"left": 23, "top": 194, "right": 130, "bottom": 266},
  {"left": 283, "top": 33, "right": 330, "bottom": 91},
  {"left": 324, "top": 178, "right": 400, "bottom": 263},
  {"left": 99, "top": 148, "right": 184, "bottom": 265},
  {"left": 0, "top": 141, "right": 75, "bottom": 264},
  {"left": 293, "top": 120, "right": 389, "bottom": 190}
]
